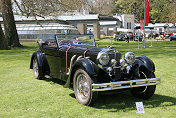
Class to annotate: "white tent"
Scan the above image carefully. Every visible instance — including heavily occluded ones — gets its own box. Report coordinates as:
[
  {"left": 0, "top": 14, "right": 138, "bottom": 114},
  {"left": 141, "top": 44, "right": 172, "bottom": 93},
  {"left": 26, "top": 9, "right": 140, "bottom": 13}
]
[{"left": 117, "top": 28, "right": 133, "bottom": 33}]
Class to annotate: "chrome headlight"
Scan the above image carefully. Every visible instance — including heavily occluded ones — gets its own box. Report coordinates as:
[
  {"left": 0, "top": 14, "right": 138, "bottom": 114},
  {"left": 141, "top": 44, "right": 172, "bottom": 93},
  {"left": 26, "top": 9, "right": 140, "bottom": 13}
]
[
  {"left": 111, "top": 59, "right": 117, "bottom": 66},
  {"left": 97, "top": 52, "right": 110, "bottom": 65},
  {"left": 120, "top": 59, "right": 126, "bottom": 67},
  {"left": 124, "top": 52, "right": 135, "bottom": 65}
]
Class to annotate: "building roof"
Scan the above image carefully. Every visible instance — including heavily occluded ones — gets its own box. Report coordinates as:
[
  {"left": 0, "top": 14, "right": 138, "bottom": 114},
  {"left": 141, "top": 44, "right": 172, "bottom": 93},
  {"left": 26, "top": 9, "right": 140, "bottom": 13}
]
[
  {"left": 58, "top": 14, "right": 99, "bottom": 21},
  {"left": 58, "top": 14, "right": 120, "bottom": 24},
  {"left": 100, "top": 21, "right": 118, "bottom": 26},
  {"left": 0, "top": 15, "right": 67, "bottom": 25},
  {"left": 116, "top": 28, "right": 133, "bottom": 33},
  {"left": 0, "top": 14, "right": 121, "bottom": 32},
  {"left": 99, "top": 21, "right": 121, "bottom": 28},
  {"left": 135, "top": 23, "right": 174, "bottom": 28},
  {"left": 0, "top": 14, "right": 119, "bottom": 23}
]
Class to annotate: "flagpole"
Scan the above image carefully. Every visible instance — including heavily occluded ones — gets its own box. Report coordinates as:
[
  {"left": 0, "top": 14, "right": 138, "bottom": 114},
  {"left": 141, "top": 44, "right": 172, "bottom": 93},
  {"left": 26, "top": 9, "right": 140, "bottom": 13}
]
[{"left": 143, "top": 0, "right": 146, "bottom": 48}]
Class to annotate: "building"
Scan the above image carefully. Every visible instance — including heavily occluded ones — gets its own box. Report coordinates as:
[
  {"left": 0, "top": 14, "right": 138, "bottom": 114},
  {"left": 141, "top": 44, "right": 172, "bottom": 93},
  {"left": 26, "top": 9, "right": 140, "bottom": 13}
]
[
  {"left": 0, "top": 14, "right": 121, "bottom": 40},
  {"left": 135, "top": 23, "right": 176, "bottom": 34},
  {"left": 114, "top": 14, "right": 135, "bottom": 32},
  {"left": 58, "top": 14, "right": 120, "bottom": 38}
]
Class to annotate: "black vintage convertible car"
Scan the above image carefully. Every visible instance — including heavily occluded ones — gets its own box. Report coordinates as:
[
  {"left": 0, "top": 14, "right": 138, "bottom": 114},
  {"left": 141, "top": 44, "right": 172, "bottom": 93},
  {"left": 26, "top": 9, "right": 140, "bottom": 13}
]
[{"left": 30, "top": 34, "right": 160, "bottom": 105}]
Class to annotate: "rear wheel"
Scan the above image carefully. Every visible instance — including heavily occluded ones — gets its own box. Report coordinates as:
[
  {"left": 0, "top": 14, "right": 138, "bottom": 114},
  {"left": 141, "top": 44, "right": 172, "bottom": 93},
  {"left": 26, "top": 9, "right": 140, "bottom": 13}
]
[
  {"left": 73, "top": 69, "right": 97, "bottom": 105},
  {"left": 33, "top": 58, "right": 44, "bottom": 80},
  {"left": 131, "top": 70, "right": 156, "bottom": 100}
]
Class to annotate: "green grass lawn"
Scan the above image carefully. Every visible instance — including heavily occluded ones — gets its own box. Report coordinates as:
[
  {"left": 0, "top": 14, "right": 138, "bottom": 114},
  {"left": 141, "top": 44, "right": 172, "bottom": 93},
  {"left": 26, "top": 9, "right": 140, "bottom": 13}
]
[{"left": 0, "top": 40, "right": 176, "bottom": 118}]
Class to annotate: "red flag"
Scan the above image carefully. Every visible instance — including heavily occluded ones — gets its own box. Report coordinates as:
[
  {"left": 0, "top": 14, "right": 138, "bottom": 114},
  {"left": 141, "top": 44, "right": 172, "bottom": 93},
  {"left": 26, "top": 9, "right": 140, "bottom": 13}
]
[
  {"left": 140, "top": 20, "right": 144, "bottom": 30},
  {"left": 145, "top": 0, "right": 150, "bottom": 26}
]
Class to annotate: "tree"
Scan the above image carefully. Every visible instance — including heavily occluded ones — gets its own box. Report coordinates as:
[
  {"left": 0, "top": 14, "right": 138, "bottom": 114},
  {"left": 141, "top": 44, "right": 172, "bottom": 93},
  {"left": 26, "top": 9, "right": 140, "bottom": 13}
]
[
  {"left": 13, "top": 0, "right": 89, "bottom": 18},
  {"left": 0, "top": 0, "right": 21, "bottom": 47},
  {"left": 88, "top": 0, "right": 116, "bottom": 15},
  {"left": 169, "top": 0, "right": 176, "bottom": 23},
  {"left": 114, "top": 0, "right": 175, "bottom": 23},
  {"left": 115, "top": 0, "right": 145, "bottom": 22},
  {"left": 0, "top": 23, "right": 8, "bottom": 50},
  {"left": 150, "top": 0, "right": 172, "bottom": 23}
]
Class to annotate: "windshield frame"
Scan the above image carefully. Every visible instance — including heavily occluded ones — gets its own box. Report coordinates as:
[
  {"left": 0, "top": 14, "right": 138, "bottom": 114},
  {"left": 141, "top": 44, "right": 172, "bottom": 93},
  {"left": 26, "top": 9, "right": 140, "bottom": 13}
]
[{"left": 55, "top": 34, "right": 96, "bottom": 48}]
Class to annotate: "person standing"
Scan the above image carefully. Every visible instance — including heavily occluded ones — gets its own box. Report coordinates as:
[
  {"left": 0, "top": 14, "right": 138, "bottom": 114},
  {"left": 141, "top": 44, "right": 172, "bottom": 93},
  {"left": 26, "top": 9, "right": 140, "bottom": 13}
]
[{"left": 113, "top": 32, "right": 117, "bottom": 40}]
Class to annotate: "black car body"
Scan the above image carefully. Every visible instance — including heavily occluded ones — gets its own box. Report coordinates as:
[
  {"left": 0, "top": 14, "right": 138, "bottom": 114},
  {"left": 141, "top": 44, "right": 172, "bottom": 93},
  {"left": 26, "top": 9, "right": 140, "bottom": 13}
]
[
  {"left": 170, "top": 35, "right": 176, "bottom": 41},
  {"left": 30, "top": 34, "right": 160, "bottom": 105}
]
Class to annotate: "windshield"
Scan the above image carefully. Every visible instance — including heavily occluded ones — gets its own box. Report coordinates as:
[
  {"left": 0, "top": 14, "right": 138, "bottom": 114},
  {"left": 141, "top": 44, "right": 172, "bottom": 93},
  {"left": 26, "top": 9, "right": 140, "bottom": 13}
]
[{"left": 55, "top": 35, "right": 95, "bottom": 47}]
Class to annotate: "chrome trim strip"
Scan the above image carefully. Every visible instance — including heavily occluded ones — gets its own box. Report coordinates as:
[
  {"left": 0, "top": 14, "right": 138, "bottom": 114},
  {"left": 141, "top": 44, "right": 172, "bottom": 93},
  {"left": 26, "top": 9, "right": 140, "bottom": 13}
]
[
  {"left": 113, "top": 66, "right": 121, "bottom": 68},
  {"left": 66, "top": 46, "right": 72, "bottom": 73},
  {"left": 77, "top": 56, "right": 82, "bottom": 61},
  {"left": 67, "top": 55, "right": 77, "bottom": 75},
  {"left": 92, "top": 77, "right": 161, "bottom": 91}
]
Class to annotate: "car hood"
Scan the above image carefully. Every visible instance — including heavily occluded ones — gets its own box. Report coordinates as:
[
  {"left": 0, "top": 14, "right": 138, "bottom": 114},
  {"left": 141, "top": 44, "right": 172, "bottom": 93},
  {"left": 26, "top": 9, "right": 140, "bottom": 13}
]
[
  {"left": 68, "top": 45, "right": 104, "bottom": 56},
  {"left": 60, "top": 45, "right": 121, "bottom": 64},
  {"left": 60, "top": 45, "right": 115, "bottom": 62}
]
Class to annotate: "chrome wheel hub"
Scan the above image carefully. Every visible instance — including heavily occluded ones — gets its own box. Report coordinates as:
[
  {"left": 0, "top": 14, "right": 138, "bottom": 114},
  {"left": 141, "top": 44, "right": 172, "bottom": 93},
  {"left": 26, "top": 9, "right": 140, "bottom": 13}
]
[
  {"left": 33, "top": 60, "right": 39, "bottom": 78},
  {"left": 76, "top": 74, "right": 90, "bottom": 100}
]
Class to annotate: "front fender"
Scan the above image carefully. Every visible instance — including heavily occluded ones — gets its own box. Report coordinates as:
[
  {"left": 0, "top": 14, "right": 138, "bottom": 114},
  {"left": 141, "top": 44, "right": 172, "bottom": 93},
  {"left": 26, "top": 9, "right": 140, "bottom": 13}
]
[
  {"left": 133, "top": 55, "right": 155, "bottom": 72},
  {"left": 73, "top": 58, "right": 99, "bottom": 77},
  {"left": 64, "top": 58, "right": 99, "bottom": 88}
]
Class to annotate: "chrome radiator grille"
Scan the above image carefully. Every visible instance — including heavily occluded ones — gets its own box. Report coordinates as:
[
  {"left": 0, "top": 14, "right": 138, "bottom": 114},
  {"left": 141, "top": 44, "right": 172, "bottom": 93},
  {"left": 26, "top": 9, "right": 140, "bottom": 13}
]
[{"left": 107, "top": 50, "right": 122, "bottom": 80}]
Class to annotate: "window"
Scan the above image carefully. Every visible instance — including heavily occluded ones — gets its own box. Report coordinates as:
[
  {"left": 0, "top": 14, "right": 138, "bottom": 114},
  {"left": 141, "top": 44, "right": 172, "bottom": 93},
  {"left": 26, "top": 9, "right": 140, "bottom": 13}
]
[
  {"left": 40, "top": 39, "right": 57, "bottom": 48},
  {"left": 47, "top": 41, "right": 57, "bottom": 48},
  {"left": 127, "top": 22, "right": 131, "bottom": 29}
]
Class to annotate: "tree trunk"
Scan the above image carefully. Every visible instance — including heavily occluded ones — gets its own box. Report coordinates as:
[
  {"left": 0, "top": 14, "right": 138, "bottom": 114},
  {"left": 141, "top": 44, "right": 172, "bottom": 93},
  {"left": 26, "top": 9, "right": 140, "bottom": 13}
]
[
  {"left": 0, "top": 23, "right": 9, "bottom": 50},
  {"left": 1, "top": 0, "right": 22, "bottom": 47}
]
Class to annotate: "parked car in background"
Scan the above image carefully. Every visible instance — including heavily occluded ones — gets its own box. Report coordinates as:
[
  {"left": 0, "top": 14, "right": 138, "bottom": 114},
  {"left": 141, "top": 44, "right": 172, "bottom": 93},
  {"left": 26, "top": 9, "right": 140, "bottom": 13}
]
[
  {"left": 116, "top": 33, "right": 132, "bottom": 42},
  {"left": 170, "top": 35, "right": 176, "bottom": 41},
  {"left": 169, "top": 33, "right": 174, "bottom": 37},
  {"left": 116, "top": 33, "right": 126, "bottom": 41},
  {"left": 30, "top": 34, "right": 160, "bottom": 106}
]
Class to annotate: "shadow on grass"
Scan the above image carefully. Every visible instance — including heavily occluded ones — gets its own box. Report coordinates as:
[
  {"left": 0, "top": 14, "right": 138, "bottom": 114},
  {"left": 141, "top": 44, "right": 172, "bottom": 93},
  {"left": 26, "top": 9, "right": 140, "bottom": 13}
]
[
  {"left": 0, "top": 44, "right": 38, "bottom": 55},
  {"left": 41, "top": 76, "right": 176, "bottom": 112},
  {"left": 42, "top": 77, "right": 66, "bottom": 86},
  {"left": 96, "top": 93, "right": 176, "bottom": 112},
  {"left": 69, "top": 91, "right": 176, "bottom": 112}
]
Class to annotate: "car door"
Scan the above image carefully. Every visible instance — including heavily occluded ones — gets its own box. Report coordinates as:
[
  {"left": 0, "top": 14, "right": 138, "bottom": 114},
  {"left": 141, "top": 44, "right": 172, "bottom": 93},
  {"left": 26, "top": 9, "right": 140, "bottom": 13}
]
[{"left": 42, "top": 41, "right": 62, "bottom": 79}]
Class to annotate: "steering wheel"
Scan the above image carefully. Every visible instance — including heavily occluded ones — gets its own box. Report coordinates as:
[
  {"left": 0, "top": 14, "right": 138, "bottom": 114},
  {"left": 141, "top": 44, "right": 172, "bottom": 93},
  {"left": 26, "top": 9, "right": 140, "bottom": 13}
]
[{"left": 59, "top": 39, "right": 72, "bottom": 46}]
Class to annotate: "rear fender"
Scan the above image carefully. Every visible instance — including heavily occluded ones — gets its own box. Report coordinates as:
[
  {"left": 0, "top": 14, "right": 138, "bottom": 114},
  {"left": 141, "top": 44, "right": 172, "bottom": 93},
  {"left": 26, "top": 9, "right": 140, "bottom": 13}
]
[{"left": 30, "top": 50, "right": 50, "bottom": 75}]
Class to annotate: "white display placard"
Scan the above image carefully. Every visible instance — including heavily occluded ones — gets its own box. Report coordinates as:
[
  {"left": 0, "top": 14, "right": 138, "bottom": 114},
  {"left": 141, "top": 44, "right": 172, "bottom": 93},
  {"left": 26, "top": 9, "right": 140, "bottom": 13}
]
[{"left": 136, "top": 102, "right": 145, "bottom": 114}]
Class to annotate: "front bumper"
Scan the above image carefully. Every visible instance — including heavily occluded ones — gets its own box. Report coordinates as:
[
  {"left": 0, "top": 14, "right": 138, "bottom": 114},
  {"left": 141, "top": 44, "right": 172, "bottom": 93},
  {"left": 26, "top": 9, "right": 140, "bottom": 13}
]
[{"left": 92, "top": 77, "right": 161, "bottom": 91}]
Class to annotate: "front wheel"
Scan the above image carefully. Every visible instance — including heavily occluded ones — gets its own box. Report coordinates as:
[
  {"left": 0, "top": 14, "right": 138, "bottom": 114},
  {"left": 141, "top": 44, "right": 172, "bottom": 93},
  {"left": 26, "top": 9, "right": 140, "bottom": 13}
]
[
  {"left": 73, "top": 69, "right": 97, "bottom": 105},
  {"left": 131, "top": 71, "right": 156, "bottom": 100},
  {"left": 33, "top": 58, "right": 44, "bottom": 80}
]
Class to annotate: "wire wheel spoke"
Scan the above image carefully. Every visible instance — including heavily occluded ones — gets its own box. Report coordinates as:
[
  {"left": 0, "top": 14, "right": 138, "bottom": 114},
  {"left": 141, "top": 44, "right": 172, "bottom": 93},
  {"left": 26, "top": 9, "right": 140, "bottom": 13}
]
[
  {"left": 138, "top": 71, "right": 148, "bottom": 93},
  {"left": 77, "top": 74, "right": 90, "bottom": 100},
  {"left": 33, "top": 60, "right": 39, "bottom": 78}
]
